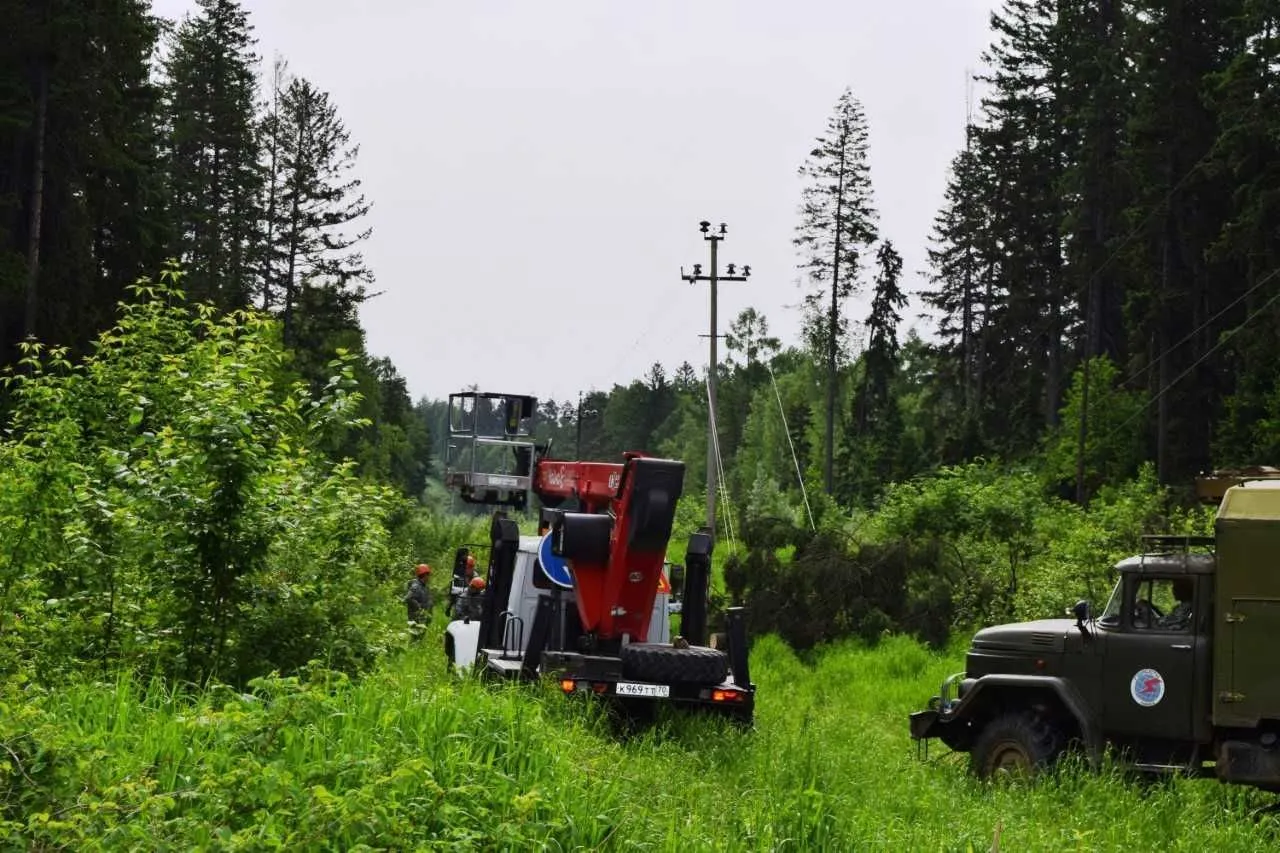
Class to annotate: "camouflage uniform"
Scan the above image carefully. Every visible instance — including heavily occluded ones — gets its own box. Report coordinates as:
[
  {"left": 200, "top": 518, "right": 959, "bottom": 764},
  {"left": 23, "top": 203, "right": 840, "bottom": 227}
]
[
  {"left": 405, "top": 577, "right": 433, "bottom": 624},
  {"left": 453, "top": 587, "right": 485, "bottom": 621}
]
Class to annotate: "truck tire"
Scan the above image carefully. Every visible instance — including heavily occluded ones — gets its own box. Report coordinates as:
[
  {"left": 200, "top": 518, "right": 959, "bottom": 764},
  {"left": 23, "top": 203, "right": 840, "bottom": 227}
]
[
  {"left": 970, "top": 712, "right": 1062, "bottom": 780},
  {"left": 620, "top": 643, "right": 729, "bottom": 685}
]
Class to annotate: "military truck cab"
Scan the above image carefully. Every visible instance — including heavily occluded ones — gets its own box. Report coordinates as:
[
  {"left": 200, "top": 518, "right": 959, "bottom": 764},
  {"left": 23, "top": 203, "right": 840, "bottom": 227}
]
[{"left": 911, "top": 480, "right": 1280, "bottom": 790}]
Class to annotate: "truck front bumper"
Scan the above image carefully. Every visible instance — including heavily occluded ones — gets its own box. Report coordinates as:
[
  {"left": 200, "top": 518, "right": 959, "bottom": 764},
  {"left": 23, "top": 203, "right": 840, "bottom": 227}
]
[
  {"left": 909, "top": 671, "right": 968, "bottom": 741},
  {"left": 910, "top": 708, "right": 942, "bottom": 740}
]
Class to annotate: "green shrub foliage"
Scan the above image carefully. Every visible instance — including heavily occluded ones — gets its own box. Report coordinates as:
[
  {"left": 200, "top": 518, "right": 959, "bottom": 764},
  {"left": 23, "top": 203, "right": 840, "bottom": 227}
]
[
  {"left": 727, "top": 461, "right": 1211, "bottom": 650},
  {"left": 0, "top": 268, "right": 403, "bottom": 687}
]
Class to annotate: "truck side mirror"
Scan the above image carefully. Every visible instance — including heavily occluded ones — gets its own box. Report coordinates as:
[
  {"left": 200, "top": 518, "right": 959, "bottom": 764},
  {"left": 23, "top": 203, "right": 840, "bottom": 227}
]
[
  {"left": 1073, "top": 599, "right": 1092, "bottom": 640},
  {"left": 669, "top": 563, "right": 686, "bottom": 598}
]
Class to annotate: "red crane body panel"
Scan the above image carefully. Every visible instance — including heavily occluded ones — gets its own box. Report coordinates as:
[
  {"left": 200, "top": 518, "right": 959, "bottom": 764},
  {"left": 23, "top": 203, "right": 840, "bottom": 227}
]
[
  {"left": 531, "top": 454, "right": 676, "bottom": 642},
  {"left": 532, "top": 461, "right": 621, "bottom": 514}
]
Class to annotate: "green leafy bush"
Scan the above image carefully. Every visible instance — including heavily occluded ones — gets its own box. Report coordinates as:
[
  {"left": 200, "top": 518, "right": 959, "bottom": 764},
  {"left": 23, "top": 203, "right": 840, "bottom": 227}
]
[
  {"left": 0, "top": 268, "right": 404, "bottom": 687},
  {"left": 728, "top": 461, "right": 1205, "bottom": 649}
]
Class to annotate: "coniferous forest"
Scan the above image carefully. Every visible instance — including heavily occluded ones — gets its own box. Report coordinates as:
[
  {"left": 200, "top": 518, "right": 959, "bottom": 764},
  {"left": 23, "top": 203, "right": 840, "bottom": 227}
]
[
  {"left": 421, "top": 1, "right": 1280, "bottom": 510},
  {"left": 2, "top": 0, "right": 430, "bottom": 499},
  {"left": 6, "top": 0, "right": 1280, "bottom": 655},
  {"left": 8, "top": 1, "right": 1280, "bottom": 848},
  {"left": 6, "top": 0, "right": 1280, "bottom": 509}
]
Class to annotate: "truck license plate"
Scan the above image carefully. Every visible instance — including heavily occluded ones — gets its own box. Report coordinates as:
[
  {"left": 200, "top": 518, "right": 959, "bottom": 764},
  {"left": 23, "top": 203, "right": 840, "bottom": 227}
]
[{"left": 615, "top": 681, "right": 670, "bottom": 698}]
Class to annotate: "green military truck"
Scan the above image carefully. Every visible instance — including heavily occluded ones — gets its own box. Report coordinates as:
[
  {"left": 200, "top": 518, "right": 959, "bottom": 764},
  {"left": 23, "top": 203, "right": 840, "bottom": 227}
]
[{"left": 909, "top": 479, "right": 1280, "bottom": 789}]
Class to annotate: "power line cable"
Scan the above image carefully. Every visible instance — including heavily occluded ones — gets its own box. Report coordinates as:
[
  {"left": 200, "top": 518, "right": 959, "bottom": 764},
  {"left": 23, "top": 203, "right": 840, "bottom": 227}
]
[
  {"left": 581, "top": 277, "right": 694, "bottom": 392},
  {"left": 1117, "top": 267, "right": 1280, "bottom": 390},
  {"left": 766, "top": 361, "right": 816, "bottom": 531},
  {"left": 949, "top": 148, "right": 1217, "bottom": 398},
  {"left": 1099, "top": 280, "right": 1280, "bottom": 444},
  {"left": 705, "top": 376, "right": 737, "bottom": 554}
]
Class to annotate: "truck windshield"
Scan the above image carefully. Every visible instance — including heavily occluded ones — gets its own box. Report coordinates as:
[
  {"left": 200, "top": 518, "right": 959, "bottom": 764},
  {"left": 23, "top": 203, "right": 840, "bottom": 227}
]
[{"left": 1099, "top": 578, "right": 1123, "bottom": 626}]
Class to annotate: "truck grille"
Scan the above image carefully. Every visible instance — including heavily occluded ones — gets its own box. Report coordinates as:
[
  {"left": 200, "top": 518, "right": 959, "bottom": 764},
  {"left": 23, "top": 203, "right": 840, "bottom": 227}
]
[{"left": 1030, "top": 632, "right": 1056, "bottom": 647}]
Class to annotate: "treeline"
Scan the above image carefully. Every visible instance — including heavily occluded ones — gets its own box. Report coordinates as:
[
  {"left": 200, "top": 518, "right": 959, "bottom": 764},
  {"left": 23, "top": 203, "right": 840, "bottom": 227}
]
[
  {"left": 414, "top": 0, "right": 1280, "bottom": 650},
  {"left": 926, "top": 0, "right": 1280, "bottom": 488},
  {"left": 427, "top": 0, "right": 1280, "bottom": 526},
  {"left": 0, "top": 0, "right": 429, "bottom": 496}
]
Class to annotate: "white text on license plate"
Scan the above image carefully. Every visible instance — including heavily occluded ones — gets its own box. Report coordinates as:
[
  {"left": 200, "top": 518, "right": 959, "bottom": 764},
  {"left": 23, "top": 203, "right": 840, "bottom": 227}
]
[{"left": 615, "top": 681, "right": 670, "bottom": 698}]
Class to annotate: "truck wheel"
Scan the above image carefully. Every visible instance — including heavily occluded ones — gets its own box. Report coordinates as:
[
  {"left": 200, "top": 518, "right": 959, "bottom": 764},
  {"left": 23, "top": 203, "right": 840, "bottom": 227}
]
[
  {"left": 621, "top": 643, "right": 729, "bottom": 685},
  {"left": 970, "top": 712, "right": 1062, "bottom": 780}
]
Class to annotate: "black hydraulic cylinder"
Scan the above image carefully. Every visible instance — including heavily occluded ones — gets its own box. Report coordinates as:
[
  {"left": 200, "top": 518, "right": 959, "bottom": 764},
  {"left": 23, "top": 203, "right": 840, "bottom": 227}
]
[
  {"left": 521, "top": 594, "right": 556, "bottom": 679},
  {"left": 726, "top": 606, "right": 752, "bottom": 689},
  {"left": 478, "top": 512, "right": 521, "bottom": 653},
  {"left": 680, "top": 530, "right": 713, "bottom": 646}
]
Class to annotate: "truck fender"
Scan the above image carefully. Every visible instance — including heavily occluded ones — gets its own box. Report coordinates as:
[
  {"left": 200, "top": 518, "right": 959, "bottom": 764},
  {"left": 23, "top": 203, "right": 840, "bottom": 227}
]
[
  {"left": 947, "top": 674, "right": 1102, "bottom": 763},
  {"left": 444, "top": 619, "right": 481, "bottom": 674}
]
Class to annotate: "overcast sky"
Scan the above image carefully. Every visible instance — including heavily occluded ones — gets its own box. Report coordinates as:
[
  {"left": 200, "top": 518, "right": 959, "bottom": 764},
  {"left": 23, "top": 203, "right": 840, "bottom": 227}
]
[{"left": 151, "top": 0, "right": 996, "bottom": 405}]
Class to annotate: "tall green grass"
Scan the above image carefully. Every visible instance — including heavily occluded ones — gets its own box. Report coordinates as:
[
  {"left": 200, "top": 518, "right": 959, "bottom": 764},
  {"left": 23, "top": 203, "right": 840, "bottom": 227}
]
[{"left": 4, "top": 633, "right": 1277, "bottom": 850}]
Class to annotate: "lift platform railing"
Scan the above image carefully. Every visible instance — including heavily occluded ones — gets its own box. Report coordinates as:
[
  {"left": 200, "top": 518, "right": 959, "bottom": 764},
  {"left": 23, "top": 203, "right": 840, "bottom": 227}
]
[{"left": 443, "top": 392, "right": 539, "bottom": 508}]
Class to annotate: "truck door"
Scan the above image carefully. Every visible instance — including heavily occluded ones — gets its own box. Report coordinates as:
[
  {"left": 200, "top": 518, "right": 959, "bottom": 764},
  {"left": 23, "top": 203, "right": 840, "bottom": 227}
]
[
  {"left": 1101, "top": 575, "right": 1198, "bottom": 741},
  {"left": 1223, "top": 598, "right": 1280, "bottom": 725}
]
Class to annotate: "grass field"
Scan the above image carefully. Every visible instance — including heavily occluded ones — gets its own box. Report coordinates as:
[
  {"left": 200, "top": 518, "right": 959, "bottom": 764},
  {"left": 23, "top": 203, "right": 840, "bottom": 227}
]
[{"left": 7, "top": 631, "right": 1280, "bottom": 851}]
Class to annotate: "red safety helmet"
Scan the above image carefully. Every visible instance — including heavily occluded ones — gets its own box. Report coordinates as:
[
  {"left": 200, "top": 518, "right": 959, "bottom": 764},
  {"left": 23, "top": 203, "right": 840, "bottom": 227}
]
[
  {"left": 415, "top": 564, "right": 431, "bottom": 578},
  {"left": 469, "top": 576, "right": 486, "bottom": 591}
]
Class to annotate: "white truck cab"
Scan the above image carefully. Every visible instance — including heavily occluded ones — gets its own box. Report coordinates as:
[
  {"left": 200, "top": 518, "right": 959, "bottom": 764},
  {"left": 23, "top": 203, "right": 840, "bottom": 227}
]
[{"left": 444, "top": 534, "right": 672, "bottom": 673}]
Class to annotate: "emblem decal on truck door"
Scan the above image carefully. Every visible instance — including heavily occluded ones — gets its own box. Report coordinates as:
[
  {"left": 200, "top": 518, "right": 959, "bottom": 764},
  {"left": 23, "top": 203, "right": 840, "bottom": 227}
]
[{"left": 1130, "top": 668, "right": 1166, "bottom": 707}]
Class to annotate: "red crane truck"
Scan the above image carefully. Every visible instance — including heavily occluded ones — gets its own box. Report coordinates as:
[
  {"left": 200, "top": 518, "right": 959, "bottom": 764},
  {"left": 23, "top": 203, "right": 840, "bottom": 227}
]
[{"left": 440, "top": 391, "right": 755, "bottom": 724}]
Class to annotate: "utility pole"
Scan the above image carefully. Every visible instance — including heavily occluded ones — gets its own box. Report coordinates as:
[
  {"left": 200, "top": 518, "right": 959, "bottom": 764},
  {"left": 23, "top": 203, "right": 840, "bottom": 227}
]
[
  {"left": 681, "top": 221, "right": 751, "bottom": 538},
  {"left": 576, "top": 391, "right": 584, "bottom": 459}
]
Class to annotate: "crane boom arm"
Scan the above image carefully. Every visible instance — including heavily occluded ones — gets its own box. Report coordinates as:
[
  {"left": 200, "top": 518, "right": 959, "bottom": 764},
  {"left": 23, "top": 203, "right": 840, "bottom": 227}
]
[
  {"left": 540, "top": 453, "right": 685, "bottom": 642},
  {"left": 532, "top": 460, "right": 624, "bottom": 514}
]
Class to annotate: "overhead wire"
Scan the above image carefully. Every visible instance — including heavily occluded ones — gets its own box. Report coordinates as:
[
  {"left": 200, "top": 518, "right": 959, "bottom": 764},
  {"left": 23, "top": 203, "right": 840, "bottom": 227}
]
[
  {"left": 1098, "top": 276, "right": 1280, "bottom": 445},
  {"left": 1115, "top": 267, "right": 1280, "bottom": 390},
  {"left": 704, "top": 375, "right": 738, "bottom": 555},
  {"left": 766, "top": 361, "right": 817, "bottom": 531},
  {"left": 963, "top": 147, "right": 1217, "bottom": 399},
  {"left": 580, "top": 276, "right": 697, "bottom": 393}
]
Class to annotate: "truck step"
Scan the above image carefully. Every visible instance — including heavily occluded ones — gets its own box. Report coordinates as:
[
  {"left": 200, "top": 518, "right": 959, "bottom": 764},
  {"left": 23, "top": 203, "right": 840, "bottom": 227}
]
[
  {"left": 482, "top": 652, "right": 527, "bottom": 679},
  {"left": 1131, "top": 762, "right": 1205, "bottom": 776}
]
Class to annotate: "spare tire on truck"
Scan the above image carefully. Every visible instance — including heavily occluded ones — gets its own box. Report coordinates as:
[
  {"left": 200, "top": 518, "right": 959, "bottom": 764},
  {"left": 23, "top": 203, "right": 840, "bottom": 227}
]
[{"left": 620, "top": 643, "right": 729, "bottom": 685}]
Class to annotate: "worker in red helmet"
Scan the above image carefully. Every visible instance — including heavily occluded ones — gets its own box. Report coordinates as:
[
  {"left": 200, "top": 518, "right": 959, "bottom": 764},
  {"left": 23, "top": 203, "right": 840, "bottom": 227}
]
[
  {"left": 454, "top": 574, "right": 487, "bottom": 621},
  {"left": 465, "top": 554, "right": 477, "bottom": 579},
  {"left": 404, "top": 563, "right": 433, "bottom": 629}
]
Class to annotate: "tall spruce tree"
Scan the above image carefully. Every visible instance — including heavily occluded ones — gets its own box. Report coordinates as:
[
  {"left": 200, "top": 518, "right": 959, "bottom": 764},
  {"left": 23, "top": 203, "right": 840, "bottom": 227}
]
[
  {"left": 968, "top": 0, "right": 1070, "bottom": 449},
  {"left": 923, "top": 127, "right": 994, "bottom": 449},
  {"left": 1208, "top": 1, "right": 1280, "bottom": 463},
  {"left": 859, "top": 240, "right": 905, "bottom": 432},
  {"left": 161, "top": 0, "right": 261, "bottom": 309},
  {"left": 263, "top": 74, "right": 372, "bottom": 346},
  {"left": 1056, "top": 0, "right": 1130, "bottom": 364},
  {"left": 1122, "top": 0, "right": 1242, "bottom": 482},
  {"left": 793, "top": 87, "right": 879, "bottom": 494}
]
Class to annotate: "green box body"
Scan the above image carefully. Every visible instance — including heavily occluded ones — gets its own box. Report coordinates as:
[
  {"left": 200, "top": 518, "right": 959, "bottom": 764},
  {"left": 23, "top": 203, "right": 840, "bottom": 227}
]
[{"left": 1214, "top": 482, "right": 1280, "bottom": 728}]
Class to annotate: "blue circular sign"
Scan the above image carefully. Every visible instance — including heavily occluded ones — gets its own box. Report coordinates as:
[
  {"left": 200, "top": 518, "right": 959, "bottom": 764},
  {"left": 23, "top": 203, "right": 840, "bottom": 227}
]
[
  {"left": 1130, "top": 668, "right": 1165, "bottom": 707},
  {"left": 538, "top": 532, "right": 574, "bottom": 589}
]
